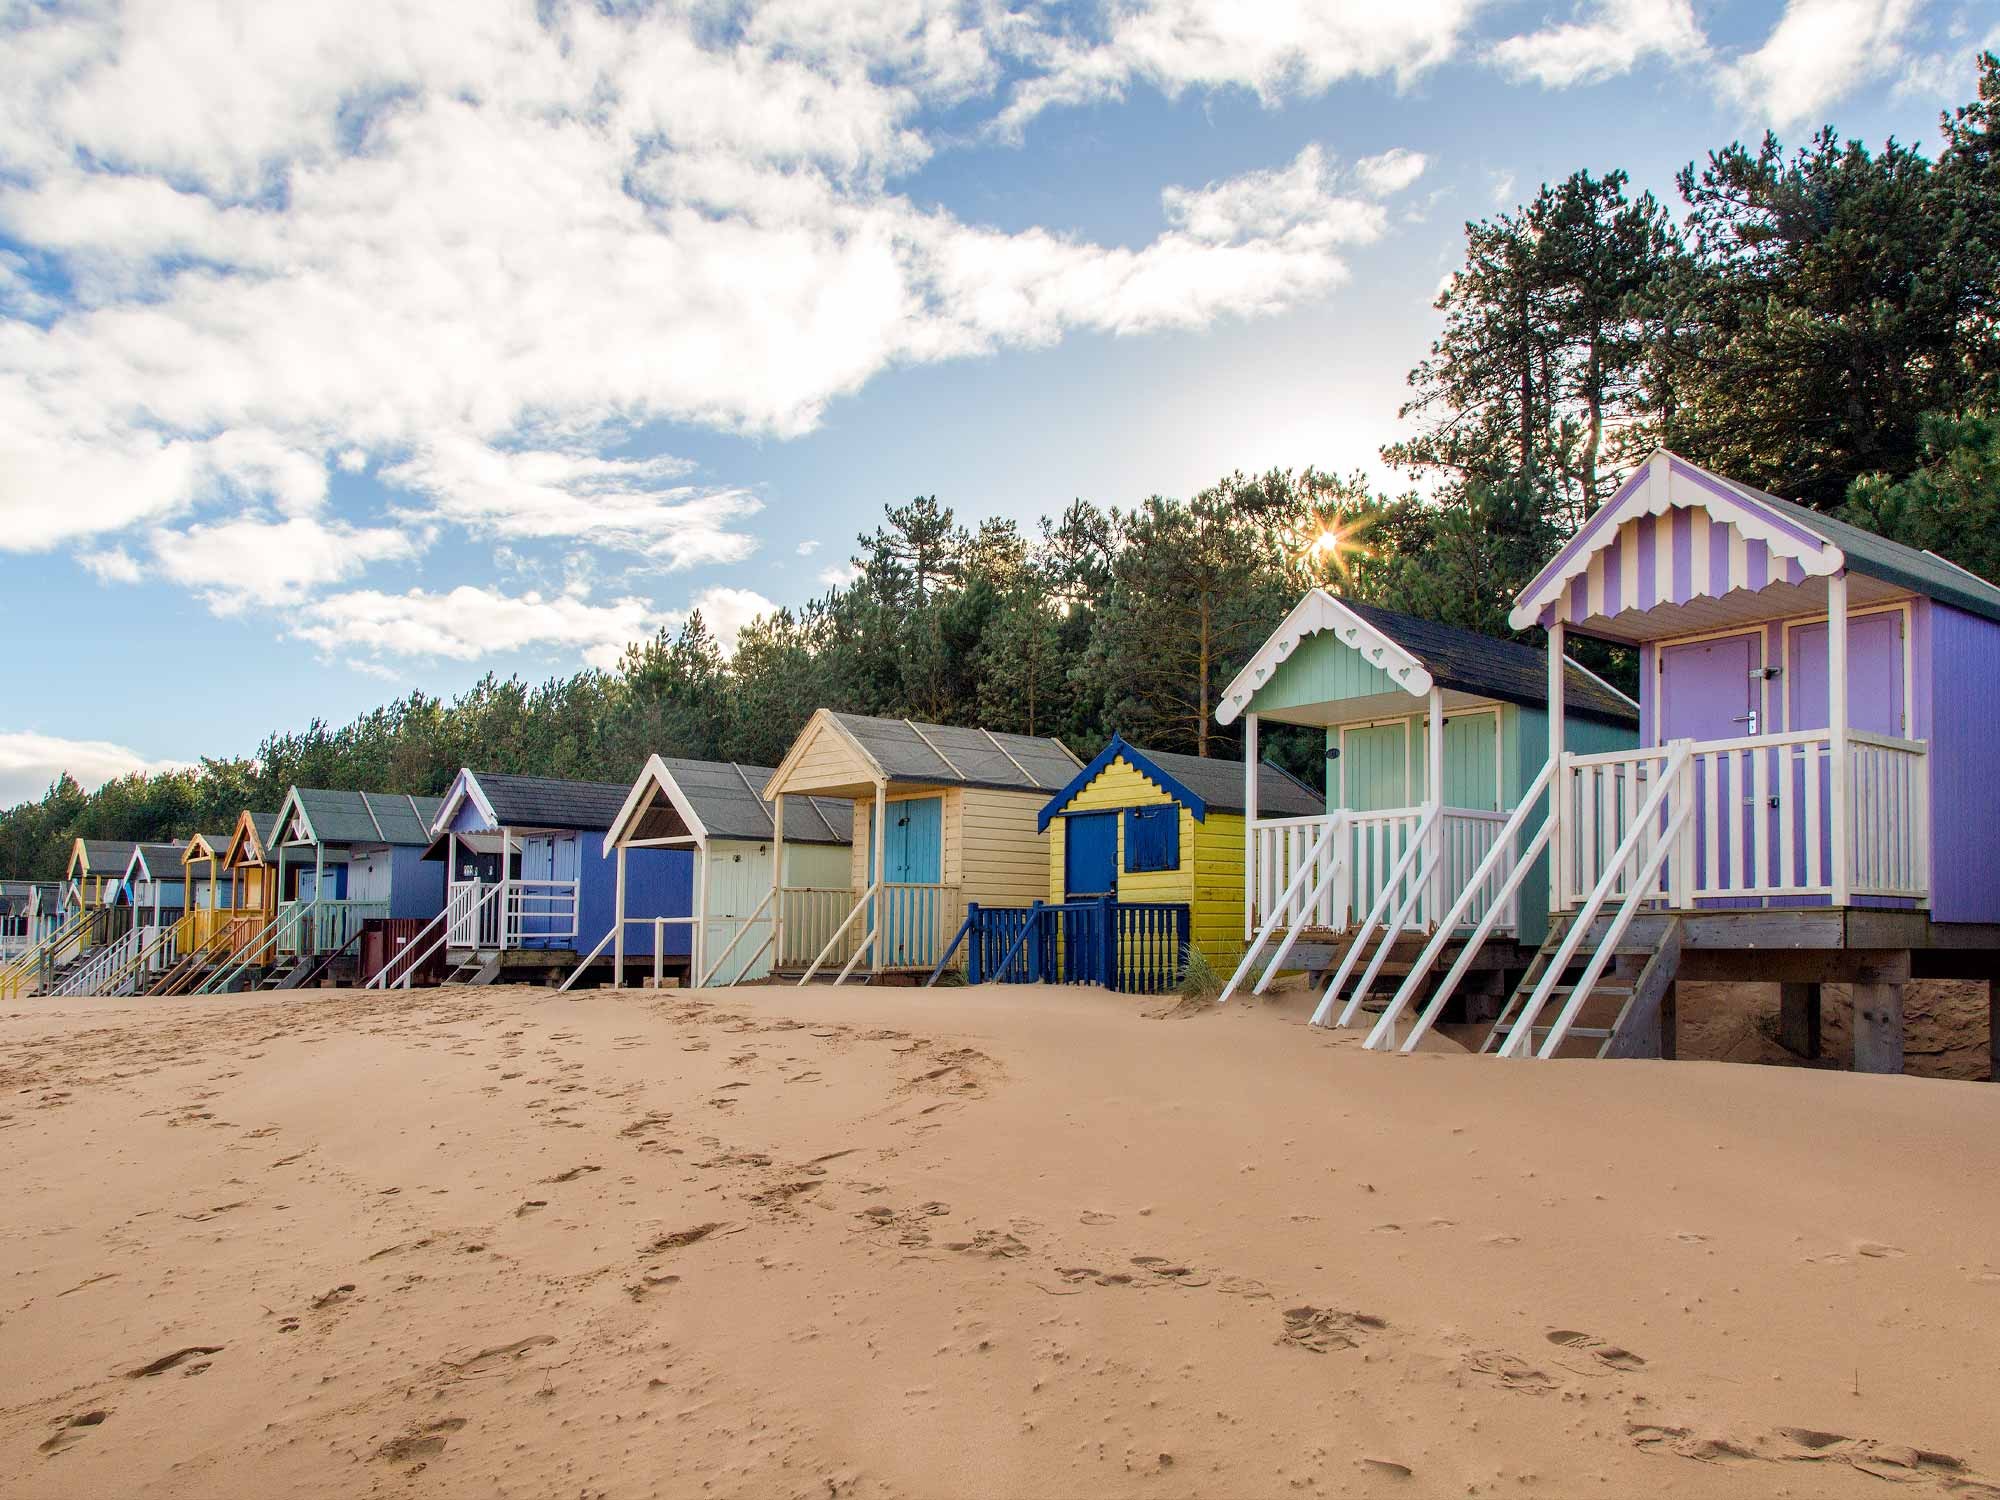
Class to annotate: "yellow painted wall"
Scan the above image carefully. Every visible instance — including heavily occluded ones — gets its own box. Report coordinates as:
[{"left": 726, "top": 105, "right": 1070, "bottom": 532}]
[{"left": 1043, "top": 756, "right": 1250, "bottom": 966}]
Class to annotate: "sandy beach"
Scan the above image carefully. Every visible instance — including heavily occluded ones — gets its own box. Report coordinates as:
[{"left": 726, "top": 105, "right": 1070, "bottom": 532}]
[{"left": 4, "top": 978, "right": 1999, "bottom": 1499}]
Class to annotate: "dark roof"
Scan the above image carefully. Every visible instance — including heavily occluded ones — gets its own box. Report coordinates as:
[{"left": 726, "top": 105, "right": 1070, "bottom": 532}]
[
  {"left": 131, "top": 843, "right": 186, "bottom": 877},
  {"left": 1040, "top": 736, "right": 1322, "bottom": 829},
  {"left": 289, "top": 789, "right": 444, "bottom": 846},
  {"left": 1726, "top": 482, "right": 2000, "bottom": 626},
  {"left": 829, "top": 713, "right": 1080, "bottom": 792},
  {"left": 651, "top": 758, "right": 851, "bottom": 844},
  {"left": 473, "top": 773, "right": 633, "bottom": 831},
  {"left": 1339, "top": 598, "right": 1638, "bottom": 726},
  {"left": 77, "top": 839, "right": 142, "bottom": 873}
]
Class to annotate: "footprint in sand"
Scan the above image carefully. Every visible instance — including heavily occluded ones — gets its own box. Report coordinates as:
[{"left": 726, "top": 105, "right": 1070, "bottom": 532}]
[
  {"left": 514, "top": 1200, "right": 548, "bottom": 1217},
  {"left": 945, "top": 1229, "right": 1030, "bottom": 1260},
  {"left": 1277, "top": 1306, "right": 1388, "bottom": 1354},
  {"left": 1855, "top": 1241, "right": 1907, "bottom": 1259},
  {"left": 1546, "top": 1329, "right": 1647, "bottom": 1371},
  {"left": 544, "top": 1164, "right": 601, "bottom": 1183},
  {"left": 375, "top": 1416, "right": 468, "bottom": 1463},
  {"left": 1464, "top": 1349, "right": 1562, "bottom": 1392},
  {"left": 126, "top": 1345, "right": 223, "bottom": 1378},
  {"left": 39, "top": 1410, "right": 109, "bottom": 1455}
]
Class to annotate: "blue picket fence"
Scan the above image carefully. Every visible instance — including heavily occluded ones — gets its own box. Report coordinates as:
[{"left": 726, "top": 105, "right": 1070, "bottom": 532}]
[{"left": 935, "top": 897, "right": 1191, "bottom": 994}]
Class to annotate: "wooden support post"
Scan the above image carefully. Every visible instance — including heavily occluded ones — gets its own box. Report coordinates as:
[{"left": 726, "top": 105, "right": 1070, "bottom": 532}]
[
  {"left": 1989, "top": 974, "right": 1999, "bottom": 1084},
  {"left": 1426, "top": 687, "right": 1445, "bottom": 925},
  {"left": 1660, "top": 982, "right": 1678, "bottom": 1061},
  {"left": 873, "top": 781, "right": 887, "bottom": 978},
  {"left": 1779, "top": 981, "right": 1822, "bottom": 1059},
  {"left": 1244, "top": 712, "right": 1259, "bottom": 943},
  {"left": 1851, "top": 957, "right": 1906, "bottom": 1075},
  {"left": 1547, "top": 620, "right": 1566, "bottom": 914},
  {"left": 693, "top": 843, "right": 708, "bottom": 986},
  {"left": 1828, "top": 569, "right": 1851, "bottom": 906},
  {"left": 771, "top": 794, "right": 786, "bottom": 974},
  {"left": 612, "top": 844, "right": 627, "bottom": 989}
]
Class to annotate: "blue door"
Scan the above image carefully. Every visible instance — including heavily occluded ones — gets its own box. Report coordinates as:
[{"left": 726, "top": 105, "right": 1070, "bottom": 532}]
[
  {"left": 884, "top": 797, "right": 943, "bottom": 883},
  {"left": 877, "top": 797, "right": 943, "bottom": 967},
  {"left": 1064, "top": 812, "right": 1119, "bottom": 899}
]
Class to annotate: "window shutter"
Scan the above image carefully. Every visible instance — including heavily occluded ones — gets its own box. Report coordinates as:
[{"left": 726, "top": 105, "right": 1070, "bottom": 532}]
[{"left": 1123, "top": 806, "right": 1179, "bottom": 872}]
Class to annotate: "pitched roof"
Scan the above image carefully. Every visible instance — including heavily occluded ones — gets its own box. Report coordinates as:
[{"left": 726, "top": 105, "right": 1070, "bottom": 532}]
[
  {"left": 610, "top": 757, "right": 851, "bottom": 846},
  {"left": 1344, "top": 599, "right": 1637, "bottom": 725},
  {"left": 1220, "top": 588, "right": 1636, "bottom": 728},
  {"left": 281, "top": 788, "right": 445, "bottom": 847},
  {"left": 1510, "top": 450, "right": 2000, "bottom": 632},
  {"left": 127, "top": 843, "right": 187, "bottom": 881},
  {"left": 826, "top": 712, "right": 1082, "bottom": 792},
  {"left": 74, "top": 839, "right": 142, "bottom": 875},
  {"left": 1039, "top": 736, "right": 1322, "bottom": 830},
  {"left": 467, "top": 772, "right": 635, "bottom": 832}
]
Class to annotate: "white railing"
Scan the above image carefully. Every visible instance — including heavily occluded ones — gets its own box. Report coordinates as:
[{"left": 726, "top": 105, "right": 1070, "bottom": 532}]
[
  {"left": 446, "top": 880, "right": 580, "bottom": 949},
  {"left": 1250, "top": 807, "right": 1523, "bottom": 936},
  {"left": 49, "top": 925, "right": 142, "bottom": 996},
  {"left": 275, "top": 899, "right": 391, "bottom": 956},
  {"left": 1559, "top": 729, "right": 1929, "bottom": 907},
  {"left": 778, "top": 887, "right": 862, "bottom": 970}
]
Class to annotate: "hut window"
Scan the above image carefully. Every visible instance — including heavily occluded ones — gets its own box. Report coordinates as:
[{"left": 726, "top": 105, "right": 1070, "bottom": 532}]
[{"left": 1123, "top": 806, "right": 1178, "bottom": 873}]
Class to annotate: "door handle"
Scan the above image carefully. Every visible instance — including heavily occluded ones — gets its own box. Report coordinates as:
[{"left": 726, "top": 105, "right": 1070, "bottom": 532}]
[{"left": 1731, "top": 712, "right": 1759, "bottom": 733}]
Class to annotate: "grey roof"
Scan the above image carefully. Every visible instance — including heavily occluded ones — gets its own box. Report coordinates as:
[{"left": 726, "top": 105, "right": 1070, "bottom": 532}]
[
  {"left": 191, "top": 833, "right": 234, "bottom": 856},
  {"left": 651, "top": 758, "right": 852, "bottom": 845},
  {"left": 1122, "top": 744, "right": 1323, "bottom": 818},
  {"left": 1339, "top": 598, "right": 1638, "bottom": 727},
  {"left": 1728, "top": 482, "right": 2000, "bottom": 626},
  {"left": 290, "top": 789, "right": 444, "bottom": 846},
  {"left": 77, "top": 839, "right": 142, "bottom": 873},
  {"left": 131, "top": 843, "right": 188, "bottom": 878},
  {"left": 474, "top": 773, "right": 633, "bottom": 832},
  {"left": 830, "top": 713, "right": 1081, "bottom": 792}
]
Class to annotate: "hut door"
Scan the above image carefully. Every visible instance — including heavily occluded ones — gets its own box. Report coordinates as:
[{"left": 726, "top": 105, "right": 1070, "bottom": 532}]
[
  {"left": 519, "top": 836, "right": 555, "bottom": 943},
  {"left": 1787, "top": 611, "right": 1906, "bottom": 893},
  {"left": 1064, "top": 812, "right": 1119, "bottom": 900},
  {"left": 1660, "top": 631, "right": 1763, "bottom": 897},
  {"left": 1339, "top": 721, "right": 1410, "bottom": 810},
  {"left": 883, "top": 797, "right": 943, "bottom": 885},
  {"left": 1415, "top": 712, "right": 1500, "bottom": 811}
]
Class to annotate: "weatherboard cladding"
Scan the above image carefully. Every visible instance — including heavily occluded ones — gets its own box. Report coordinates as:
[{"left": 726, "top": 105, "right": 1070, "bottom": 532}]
[
  {"left": 294, "top": 789, "right": 444, "bottom": 846},
  {"left": 829, "top": 713, "right": 1080, "bottom": 791},
  {"left": 1339, "top": 599, "right": 1638, "bottom": 726},
  {"left": 650, "top": 758, "right": 853, "bottom": 845},
  {"left": 473, "top": 773, "right": 633, "bottom": 832}
]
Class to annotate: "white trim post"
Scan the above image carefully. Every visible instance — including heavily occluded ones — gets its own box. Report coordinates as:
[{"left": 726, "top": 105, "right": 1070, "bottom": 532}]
[
  {"left": 1427, "top": 686, "right": 1446, "bottom": 926},
  {"left": 770, "top": 795, "right": 785, "bottom": 973},
  {"left": 613, "top": 843, "right": 627, "bottom": 988},
  {"left": 1547, "top": 620, "right": 1567, "bottom": 912},
  {"left": 693, "top": 842, "right": 709, "bottom": 987},
  {"left": 1828, "top": 569, "right": 1851, "bottom": 905},
  {"left": 500, "top": 827, "right": 513, "bottom": 949},
  {"left": 873, "top": 780, "right": 887, "bottom": 977},
  {"left": 1243, "top": 712, "right": 1259, "bottom": 942}
]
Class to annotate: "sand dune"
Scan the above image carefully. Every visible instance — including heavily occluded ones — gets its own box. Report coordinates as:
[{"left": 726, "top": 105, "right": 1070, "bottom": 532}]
[{"left": 3, "top": 979, "right": 1998, "bottom": 1498}]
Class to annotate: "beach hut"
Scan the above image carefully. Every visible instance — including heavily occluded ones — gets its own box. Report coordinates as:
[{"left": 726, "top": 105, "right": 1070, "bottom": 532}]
[
  {"left": 1035, "top": 736, "right": 1322, "bottom": 970},
  {"left": 760, "top": 711, "right": 1082, "bottom": 982},
  {"left": 220, "top": 809, "right": 284, "bottom": 920},
  {"left": 397, "top": 771, "right": 684, "bottom": 988},
  {"left": 0, "top": 880, "right": 57, "bottom": 959},
  {"left": 1400, "top": 447, "right": 2000, "bottom": 1073},
  {"left": 0, "top": 841, "right": 141, "bottom": 997},
  {"left": 597, "top": 755, "right": 853, "bottom": 988},
  {"left": 1212, "top": 590, "right": 1639, "bottom": 1022},
  {"left": 243, "top": 787, "right": 446, "bottom": 986}
]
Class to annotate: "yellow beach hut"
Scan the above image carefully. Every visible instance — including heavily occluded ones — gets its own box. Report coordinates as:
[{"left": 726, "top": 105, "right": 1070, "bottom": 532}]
[
  {"left": 1035, "top": 735, "right": 1322, "bottom": 969},
  {"left": 760, "top": 711, "right": 1082, "bottom": 983}
]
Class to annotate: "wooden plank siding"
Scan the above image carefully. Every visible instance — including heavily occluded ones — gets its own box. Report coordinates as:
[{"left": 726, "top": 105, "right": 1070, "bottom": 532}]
[
  {"left": 780, "top": 719, "right": 879, "bottom": 798},
  {"left": 957, "top": 787, "right": 1049, "bottom": 909}
]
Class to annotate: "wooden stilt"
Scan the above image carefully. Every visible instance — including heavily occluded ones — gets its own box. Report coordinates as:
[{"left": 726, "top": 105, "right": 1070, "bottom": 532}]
[
  {"left": 1989, "top": 974, "right": 1999, "bottom": 1084},
  {"left": 1779, "top": 981, "right": 1822, "bottom": 1059},
  {"left": 1851, "top": 967, "right": 1906, "bottom": 1075}
]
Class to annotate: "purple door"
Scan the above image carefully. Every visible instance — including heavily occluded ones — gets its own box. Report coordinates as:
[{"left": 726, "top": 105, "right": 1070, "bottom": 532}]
[
  {"left": 1787, "top": 611, "right": 1907, "bottom": 895},
  {"left": 1660, "top": 632, "right": 1764, "bottom": 898}
]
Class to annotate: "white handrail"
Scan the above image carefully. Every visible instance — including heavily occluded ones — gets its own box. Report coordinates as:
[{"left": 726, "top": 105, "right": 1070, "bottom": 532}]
[
  {"left": 798, "top": 881, "right": 878, "bottom": 987},
  {"left": 1498, "top": 741, "right": 1691, "bottom": 1058},
  {"left": 1312, "top": 802, "right": 1439, "bottom": 1028},
  {"left": 1332, "top": 814, "right": 1446, "bottom": 1029},
  {"left": 1251, "top": 812, "right": 1357, "bottom": 995},
  {"left": 1219, "top": 818, "right": 1340, "bottom": 1004},
  {"left": 1374, "top": 761, "right": 1557, "bottom": 1051},
  {"left": 557, "top": 927, "right": 617, "bottom": 993}
]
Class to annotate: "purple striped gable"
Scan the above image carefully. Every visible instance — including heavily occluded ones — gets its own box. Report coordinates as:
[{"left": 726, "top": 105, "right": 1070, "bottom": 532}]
[
  {"left": 1636, "top": 513, "right": 1658, "bottom": 611},
  {"left": 1745, "top": 538, "right": 1769, "bottom": 593},
  {"left": 1671, "top": 508, "right": 1692, "bottom": 602},
  {"left": 1512, "top": 462, "right": 1655, "bottom": 607},
  {"left": 1601, "top": 531, "right": 1623, "bottom": 617},
  {"left": 1665, "top": 457, "right": 1828, "bottom": 550},
  {"left": 1568, "top": 575, "right": 1587, "bottom": 621},
  {"left": 1707, "top": 517, "right": 1729, "bottom": 598}
]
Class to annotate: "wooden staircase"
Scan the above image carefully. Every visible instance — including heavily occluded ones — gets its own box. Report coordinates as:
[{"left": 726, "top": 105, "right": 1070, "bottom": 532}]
[
  {"left": 443, "top": 951, "right": 502, "bottom": 986},
  {"left": 1481, "top": 914, "right": 1683, "bottom": 1059}
]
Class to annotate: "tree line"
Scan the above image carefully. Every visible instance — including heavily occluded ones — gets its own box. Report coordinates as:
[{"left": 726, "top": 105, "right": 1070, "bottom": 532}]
[{"left": 4, "top": 56, "right": 1995, "bottom": 881}]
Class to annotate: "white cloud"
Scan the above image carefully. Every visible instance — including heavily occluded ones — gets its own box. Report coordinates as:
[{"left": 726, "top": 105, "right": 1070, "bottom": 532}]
[
  {"left": 672, "top": 585, "right": 779, "bottom": 654},
  {"left": 149, "top": 515, "right": 415, "bottom": 613},
  {"left": 994, "top": 0, "right": 1481, "bottom": 135},
  {"left": 379, "top": 438, "right": 761, "bottom": 567},
  {"left": 796, "top": 539, "right": 821, "bottom": 556},
  {"left": 292, "top": 584, "right": 663, "bottom": 671},
  {"left": 0, "top": 0, "right": 1404, "bottom": 592},
  {"left": 1489, "top": 169, "right": 1518, "bottom": 206},
  {"left": 1352, "top": 147, "right": 1429, "bottom": 197},
  {"left": 1490, "top": 0, "right": 1705, "bottom": 87},
  {"left": 819, "top": 561, "right": 864, "bottom": 589},
  {"left": 0, "top": 731, "right": 185, "bottom": 806},
  {"left": 79, "top": 546, "right": 143, "bottom": 584},
  {"left": 1722, "top": 0, "right": 1921, "bottom": 126}
]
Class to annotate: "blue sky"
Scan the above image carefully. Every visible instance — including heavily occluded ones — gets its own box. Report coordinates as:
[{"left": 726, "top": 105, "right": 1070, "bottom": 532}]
[{"left": 2, "top": 0, "right": 1993, "bottom": 804}]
